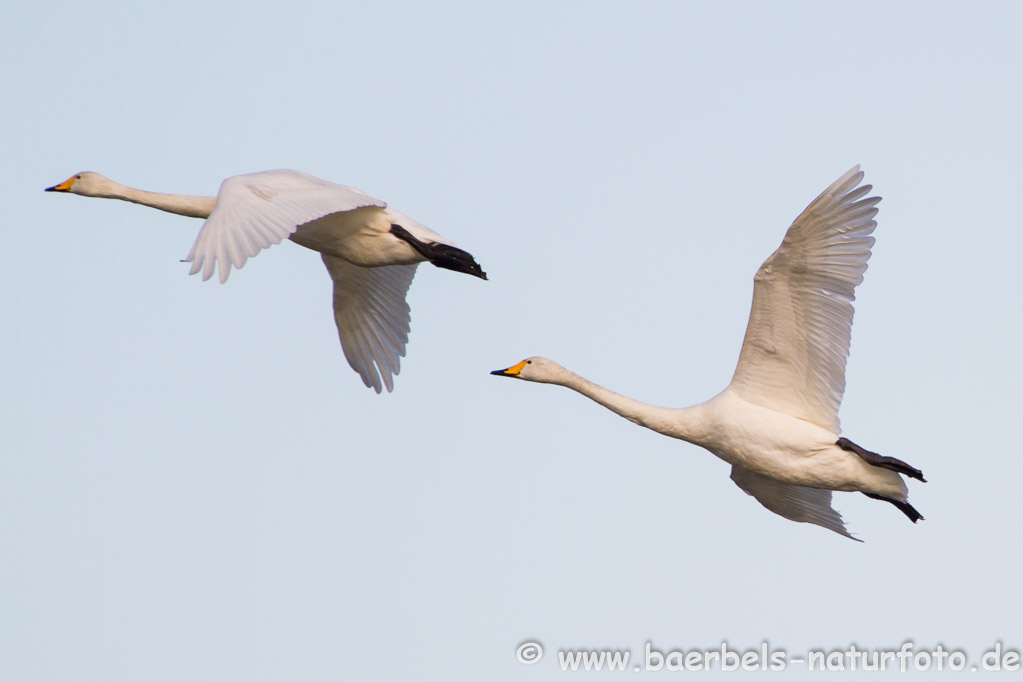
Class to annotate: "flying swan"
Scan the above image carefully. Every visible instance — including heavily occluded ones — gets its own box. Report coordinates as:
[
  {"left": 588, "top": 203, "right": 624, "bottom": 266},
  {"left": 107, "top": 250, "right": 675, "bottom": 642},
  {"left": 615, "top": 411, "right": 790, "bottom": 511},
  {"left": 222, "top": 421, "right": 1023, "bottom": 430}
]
[
  {"left": 492, "top": 166, "right": 924, "bottom": 540},
  {"left": 46, "top": 170, "right": 486, "bottom": 392}
]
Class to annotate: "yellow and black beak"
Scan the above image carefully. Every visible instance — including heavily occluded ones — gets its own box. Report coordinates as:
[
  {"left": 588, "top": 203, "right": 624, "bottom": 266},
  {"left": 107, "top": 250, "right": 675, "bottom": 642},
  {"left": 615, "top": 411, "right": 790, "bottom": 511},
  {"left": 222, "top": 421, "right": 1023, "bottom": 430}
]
[
  {"left": 45, "top": 176, "right": 76, "bottom": 192},
  {"left": 491, "top": 360, "right": 528, "bottom": 378}
]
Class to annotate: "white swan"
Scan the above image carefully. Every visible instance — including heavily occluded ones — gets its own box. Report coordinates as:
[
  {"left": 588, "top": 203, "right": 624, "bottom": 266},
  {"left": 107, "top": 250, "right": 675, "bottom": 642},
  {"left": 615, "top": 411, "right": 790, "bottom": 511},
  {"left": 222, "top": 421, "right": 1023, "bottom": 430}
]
[
  {"left": 46, "top": 170, "right": 486, "bottom": 393},
  {"left": 492, "top": 166, "right": 924, "bottom": 540}
]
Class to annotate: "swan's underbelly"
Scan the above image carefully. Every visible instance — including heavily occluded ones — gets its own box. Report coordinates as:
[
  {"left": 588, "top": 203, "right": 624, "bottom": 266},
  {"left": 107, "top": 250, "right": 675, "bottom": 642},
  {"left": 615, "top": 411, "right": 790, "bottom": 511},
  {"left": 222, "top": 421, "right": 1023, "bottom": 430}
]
[
  {"left": 288, "top": 206, "right": 421, "bottom": 267},
  {"left": 694, "top": 391, "right": 885, "bottom": 492}
]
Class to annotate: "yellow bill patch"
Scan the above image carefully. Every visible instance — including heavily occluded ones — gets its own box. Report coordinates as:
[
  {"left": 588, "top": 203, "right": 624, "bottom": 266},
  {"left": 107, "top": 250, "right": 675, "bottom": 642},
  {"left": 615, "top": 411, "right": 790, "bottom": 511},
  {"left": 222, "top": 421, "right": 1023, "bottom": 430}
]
[
  {"left": 50, "top": 176, "right": 77, "bottom": 191},
  {"left": 502, "top": 360, "right": 529, "bottom": 376}
]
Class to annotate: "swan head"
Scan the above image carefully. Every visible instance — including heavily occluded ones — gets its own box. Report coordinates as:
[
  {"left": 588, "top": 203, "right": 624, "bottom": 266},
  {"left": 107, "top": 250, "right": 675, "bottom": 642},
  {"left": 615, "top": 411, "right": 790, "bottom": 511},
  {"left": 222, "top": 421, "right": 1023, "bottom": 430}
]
[
  {"left": 45, "top": 171, "right": 114, "bottom": 197},
  {"left": 490, "top": 356, "right": 567, "bottom": 384}
]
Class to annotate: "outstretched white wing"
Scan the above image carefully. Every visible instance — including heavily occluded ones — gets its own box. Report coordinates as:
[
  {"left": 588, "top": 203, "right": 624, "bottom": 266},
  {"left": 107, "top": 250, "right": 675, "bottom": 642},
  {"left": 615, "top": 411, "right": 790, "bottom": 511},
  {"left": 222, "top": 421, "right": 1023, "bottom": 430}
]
[
  {"left": 322, "top": 255, "right": 418, "bottom": 393},
  {"left": 185, "top": 170, "right": 385, "bottom": 283},
  {"left": 730, "top": 465, "right": 859, "bottom": 541},
  {"left": 728, "top": 166, "right": 880, "bottom": 433}
]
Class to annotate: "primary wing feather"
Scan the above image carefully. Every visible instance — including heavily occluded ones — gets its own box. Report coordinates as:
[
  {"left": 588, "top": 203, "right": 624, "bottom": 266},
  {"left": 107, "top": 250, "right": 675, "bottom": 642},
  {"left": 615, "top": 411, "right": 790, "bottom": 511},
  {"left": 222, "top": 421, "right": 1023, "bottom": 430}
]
[
  {"left": 185, "top": 170, "right": 385, "bottom": 283},
  {"left": 728, "top": 166, "right": 880, "bottom": 433},
  {"left": 322, "top": 255, "right": 418, "bottom": 393},
  {"left": 730, "top": 465, "right": 858, "bottom": 540}
]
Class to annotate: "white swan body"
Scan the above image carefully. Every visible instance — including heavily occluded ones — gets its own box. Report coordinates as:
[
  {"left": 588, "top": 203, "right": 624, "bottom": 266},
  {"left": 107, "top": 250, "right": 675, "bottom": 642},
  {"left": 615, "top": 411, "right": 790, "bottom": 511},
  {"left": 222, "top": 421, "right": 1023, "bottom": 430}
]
[
  {"left": 46, "top": 170, "right": 487, "bottom": 393},
  {"left": 493, "top": 167, "right": 924, "bottom": 540},
  {"left": 692, "top": 391, "right": 906, "bottom": 498}
]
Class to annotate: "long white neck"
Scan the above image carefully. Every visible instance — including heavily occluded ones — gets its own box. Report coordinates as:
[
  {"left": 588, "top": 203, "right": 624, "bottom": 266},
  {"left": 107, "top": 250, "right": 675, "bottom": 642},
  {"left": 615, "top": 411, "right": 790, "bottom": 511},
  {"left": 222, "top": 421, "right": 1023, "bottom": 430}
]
[
  {"left": 551, "top": 367, "right": 703, "bottom": 442},
  {"left": 90, "top": 180, "right": 216, "bottom": 219}
]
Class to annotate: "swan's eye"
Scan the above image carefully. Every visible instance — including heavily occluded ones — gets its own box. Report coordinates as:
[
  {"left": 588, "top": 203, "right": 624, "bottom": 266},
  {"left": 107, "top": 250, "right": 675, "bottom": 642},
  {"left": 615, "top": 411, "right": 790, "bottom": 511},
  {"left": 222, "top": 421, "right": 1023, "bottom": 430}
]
[
  {"left": 75, "top": 175, "right": 81, "bottom": 179},
  {"left": 527, "top": 360, "right": 532, "bottom": 364}
]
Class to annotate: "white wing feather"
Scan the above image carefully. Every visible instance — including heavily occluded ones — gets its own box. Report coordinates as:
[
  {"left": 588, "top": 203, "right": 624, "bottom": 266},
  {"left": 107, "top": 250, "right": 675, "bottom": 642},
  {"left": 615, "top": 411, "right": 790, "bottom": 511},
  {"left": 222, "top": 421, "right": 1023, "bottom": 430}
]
[
  {"left": 185, "top": 170, "right": 385, "bottom": 283},
  {"left": 322, "top": 255, "right": 417, "bottom": 393},
  {"left": 730, "top": 465, "right": 858, "bottom": 540},
  {"left": 728, "top": 166, "right": 880, "bottom": 433}
]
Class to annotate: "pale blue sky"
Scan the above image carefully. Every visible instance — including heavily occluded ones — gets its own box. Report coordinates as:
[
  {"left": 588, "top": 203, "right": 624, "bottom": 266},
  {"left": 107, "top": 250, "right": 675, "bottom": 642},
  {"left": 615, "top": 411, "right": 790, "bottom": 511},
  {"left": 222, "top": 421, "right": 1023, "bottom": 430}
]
[{"left": 3, "top": 1, "right": 1022, "bottom": 679}]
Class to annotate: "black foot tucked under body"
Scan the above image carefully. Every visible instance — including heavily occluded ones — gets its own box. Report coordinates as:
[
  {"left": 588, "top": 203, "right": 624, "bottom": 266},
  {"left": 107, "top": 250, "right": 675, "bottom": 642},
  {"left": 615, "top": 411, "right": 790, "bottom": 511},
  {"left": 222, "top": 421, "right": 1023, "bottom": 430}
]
[
  {"left": 837, "top": 436, "right": 926, "bottom": 482},
  {"left": 390, "top": 224, "right": 488, "bottom": 280}
]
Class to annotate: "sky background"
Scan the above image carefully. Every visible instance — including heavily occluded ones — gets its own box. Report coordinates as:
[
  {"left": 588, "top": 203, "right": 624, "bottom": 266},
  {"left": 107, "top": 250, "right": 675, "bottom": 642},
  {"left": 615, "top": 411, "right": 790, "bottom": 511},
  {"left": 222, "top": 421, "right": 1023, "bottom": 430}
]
[{"left": 3, "top": 1, "right": 1022, "bottom": 679}]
